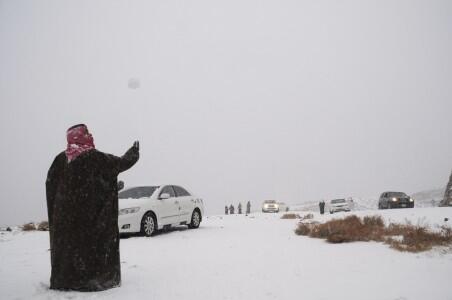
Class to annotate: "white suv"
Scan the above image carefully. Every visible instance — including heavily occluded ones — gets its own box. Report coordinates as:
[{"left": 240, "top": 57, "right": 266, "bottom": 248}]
[
  {"left": 262, "top": 200, "right": 279, "bottom": 213},
  {"left": 329, "top": 198, "right": 351, "bottom": 214},
  {"left": 118, "top": 185, "right": 204, "bottom": 236}
]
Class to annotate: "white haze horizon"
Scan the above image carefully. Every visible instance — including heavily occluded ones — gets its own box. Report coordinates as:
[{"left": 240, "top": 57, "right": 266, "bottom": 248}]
[{"left": 1, "top": 0, "right": 451, "bottom": 226}]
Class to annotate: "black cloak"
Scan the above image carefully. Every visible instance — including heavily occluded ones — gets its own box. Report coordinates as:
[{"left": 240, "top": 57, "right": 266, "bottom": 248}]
[{"left": 45, "top": 146, "right": 139, "bottom": 291}]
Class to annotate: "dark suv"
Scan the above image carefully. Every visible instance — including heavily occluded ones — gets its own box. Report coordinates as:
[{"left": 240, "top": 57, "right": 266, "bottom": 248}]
[{"left": 378, "top": 191, "right": 414, "bottom": 209}]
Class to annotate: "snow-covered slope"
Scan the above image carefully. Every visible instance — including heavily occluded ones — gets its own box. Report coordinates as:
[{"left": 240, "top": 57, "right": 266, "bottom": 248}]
[
  {"left": 290, "top": 197, "right": 377, "bottom": 212},
  {"left": 1, "top": 208, "right": 452, "bottom": 300},
  {"left": 411, "top": 187, "right": 445, "bottom": 207},
  {"left": 290, "top": 187, "right": 447, "bottom": 212}
]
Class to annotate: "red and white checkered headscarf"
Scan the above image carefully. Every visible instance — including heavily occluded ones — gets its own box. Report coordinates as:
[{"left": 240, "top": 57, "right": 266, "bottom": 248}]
[{"left": 65, "top": 124, "right": 95, "bottom": 162}]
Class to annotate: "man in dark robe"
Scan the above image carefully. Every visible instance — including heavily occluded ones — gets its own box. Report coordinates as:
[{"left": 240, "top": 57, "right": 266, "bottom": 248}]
[
  {"left": 229, "top": 204, "right": 235, "bottom": 215},
  {"left": 246, "top": 201, "right": 251, "bottom": 215},
  {"left": 46, "top": 124, "right": 139, "bottom": 291},
  {"left": 319, "top": 200, "right": 325, "bottom": 215}
]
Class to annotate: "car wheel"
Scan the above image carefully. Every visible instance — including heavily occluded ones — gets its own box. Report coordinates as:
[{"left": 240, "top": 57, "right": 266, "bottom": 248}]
[
  {"left": 140, "top": 212, "right": 156, "bottom": 237},
  {"left": 188, "top": 210, "right": 201, "bottom": 229},
  {"left": 378, "top": 203, "right": 382, "bottom": 210},
  {"left": 330, "top": 210, "right": 333, "bottom": 214}
]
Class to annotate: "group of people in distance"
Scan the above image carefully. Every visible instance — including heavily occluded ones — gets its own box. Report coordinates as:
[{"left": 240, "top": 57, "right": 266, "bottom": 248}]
[{"left": 225, "top": 201, "right": 251, "bottom": 215}]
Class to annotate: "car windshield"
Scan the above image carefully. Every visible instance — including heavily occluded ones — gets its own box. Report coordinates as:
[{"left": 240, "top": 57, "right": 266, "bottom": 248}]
[
  {"left": 264, "top": 200, "right": 276, "bottom": 204},
  {"left": 331, "top": 199, "right": 346, "bottom": 204},
  {"left": 119, "top": 186, "right": 159, "bottom": 199},
  {"left": 388, "top": 192, "right": 407, "bottom": 197}
]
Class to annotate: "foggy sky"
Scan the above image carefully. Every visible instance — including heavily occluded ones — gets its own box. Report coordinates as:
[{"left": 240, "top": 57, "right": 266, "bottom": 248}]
[{"left": 1, "top": 0, "right": 451, "bottom": 226}]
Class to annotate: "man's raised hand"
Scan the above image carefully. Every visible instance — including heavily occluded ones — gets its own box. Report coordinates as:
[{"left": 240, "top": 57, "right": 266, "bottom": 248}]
[{"left": 133, "top": 141, "right": 140, "bottom": 151}]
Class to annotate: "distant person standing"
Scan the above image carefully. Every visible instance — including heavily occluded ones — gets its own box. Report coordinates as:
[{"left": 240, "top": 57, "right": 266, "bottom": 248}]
[
  {"left": 46, "top": 124, "right": 139, "bottom": 291},
  {"left": 238, "top": 203, "right": 242, "bottom": 214},
  {"left": 319, "top": 200, "right": 325, "bottom": 215},
  {"left": 246, "top": 201, "right": 251, "bottom": 215},
  {"left": 225, "top": 205, "right": 229, "bottom": 215},
  {"left": 349, "top": 198, "right": 354, "bottom": 210},
  {"left": 229, "top": 204, "right": 235, "bottom": 215}
]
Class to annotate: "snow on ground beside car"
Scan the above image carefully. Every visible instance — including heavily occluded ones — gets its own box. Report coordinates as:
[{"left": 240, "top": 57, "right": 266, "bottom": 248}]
[{"left": 1, "top": 208, "right": 452, "bottom": 300}]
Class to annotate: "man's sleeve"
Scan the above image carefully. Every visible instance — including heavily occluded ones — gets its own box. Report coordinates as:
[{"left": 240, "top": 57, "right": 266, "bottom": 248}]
[
  {"left": 105, "top": 146, "right": 140, "bottom": 175},
  {"left": 118, "top": 145, "right": 140, "bottom": 173},
  {"left": 46, "top": 153, "right": 63, "bottom": 246}
]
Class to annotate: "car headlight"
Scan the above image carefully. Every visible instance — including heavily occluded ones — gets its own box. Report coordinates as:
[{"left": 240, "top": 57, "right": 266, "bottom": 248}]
[
  {"left": 409, "top": 198, "right": 414, "bottom": 202},
  {"left": 119, "top": 207, "right": 140, "bottom": 215},
  {"left": 392, "top": 197, "right": 397, "bottom": 202}
]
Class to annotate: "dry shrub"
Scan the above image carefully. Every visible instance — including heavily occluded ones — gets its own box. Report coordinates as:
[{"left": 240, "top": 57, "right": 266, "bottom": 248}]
[
  {"left": 301, "top": 213, "right": 314, "bottom": 220},
  {"left": 295, "top": 223, "right": 311, "bottom": 235},
  {"left": 387, "top": 224, "right": 452, "bottom": 252},
  {"left": 281, "top": 213, "right": 300, "bottom": 219},
  {"left": 316, "top": 215, "right": 374, "bottom": 243},
  {"left": 309, "top": 219, "right": 335, "bottom": 239},
  {"left": 295, "top": 214, "right": 452, "bottom": 252},
  {"left": 37, "top": 221, "right": 49, "bottom": 231},
  {"left": 363, "top": 215, "right": 386, "bottom": 241},
  {"left": 363, "top": 215, "right": 385, "bottom": 227},
  {"left": 386, "top": 223, "right": 410, "bottom": 236},
  {"left": 441, "top": 225, "right": 452, "bottom": 238},
  {"left": 22, "top": 223, "right": 36, "bottom": 231}
]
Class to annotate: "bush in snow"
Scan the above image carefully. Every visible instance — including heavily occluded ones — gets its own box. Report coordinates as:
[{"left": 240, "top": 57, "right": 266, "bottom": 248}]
[
  {"left": 295, "top": 223, "right": 312, "bottom": 235},
  {"left": 301, "top": 213, "right": 314, "bottom": 220},
  {"left": 281, "top": 213, "right": 300, "bottom": 219},
  {"left": 363, "top": 215, "right": 385, "bottom": 228},
  {"left": 22, "top": 223, "right": 36, "bottom": 231},
  {"left": 386, "top": 223, "right": 452, "bottom": 252},
  {"left": 37, "top": 221, "right": 49, "bottom": 231},
  {"left": 295, "top": 215, "right": 452, "bottom": 252}
]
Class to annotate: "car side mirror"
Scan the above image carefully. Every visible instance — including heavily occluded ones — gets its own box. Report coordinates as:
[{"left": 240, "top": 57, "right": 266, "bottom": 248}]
[
  {"left": 117, "top": 180, "right": 124, "bottom": 191},
  {"left": 159, "top": 193, "right": 171, "bottom": 200}
]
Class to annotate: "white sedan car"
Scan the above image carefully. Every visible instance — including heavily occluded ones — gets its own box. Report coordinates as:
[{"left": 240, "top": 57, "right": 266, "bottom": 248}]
[{"left": 118, "top": 184, "right": 204, "bottom": 236}]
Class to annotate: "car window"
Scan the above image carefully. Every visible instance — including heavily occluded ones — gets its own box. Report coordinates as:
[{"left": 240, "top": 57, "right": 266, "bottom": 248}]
[
  {"left": 173, "top": 185, "right": 191, "bottom": 197},
  {"left": 119, "top": 186, "right": 158, "bottom": 199},
  {"left": 159, "top": 186, "right": 176, "bottom": 198},
  {"left": 331, "top": 199, "right": 346, "bottom": 204},
  {"left": 388, "top": 192, "right": 407, "bottom": 197}
]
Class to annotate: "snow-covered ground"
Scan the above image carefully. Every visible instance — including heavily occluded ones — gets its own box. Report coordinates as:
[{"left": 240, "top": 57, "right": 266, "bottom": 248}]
[{"left": 1, "top": 208, "right": 452, "bottom": 300}]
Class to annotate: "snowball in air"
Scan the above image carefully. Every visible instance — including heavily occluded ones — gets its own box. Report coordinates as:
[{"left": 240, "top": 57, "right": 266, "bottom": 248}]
[{"left": 128, "top": 78, "right": 140, "bottom": 89}]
